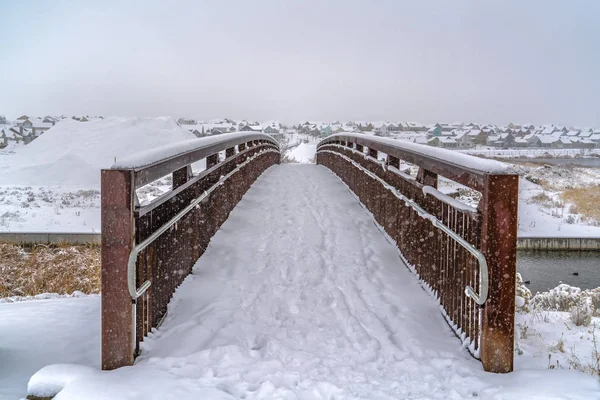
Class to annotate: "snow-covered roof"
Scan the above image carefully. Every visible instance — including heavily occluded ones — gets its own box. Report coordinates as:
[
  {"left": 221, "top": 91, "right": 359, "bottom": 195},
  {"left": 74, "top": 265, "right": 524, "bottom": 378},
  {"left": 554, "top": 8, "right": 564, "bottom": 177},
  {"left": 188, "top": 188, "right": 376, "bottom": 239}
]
[{"left": 538, "top": 136, "right": 560, "bottom": 144}]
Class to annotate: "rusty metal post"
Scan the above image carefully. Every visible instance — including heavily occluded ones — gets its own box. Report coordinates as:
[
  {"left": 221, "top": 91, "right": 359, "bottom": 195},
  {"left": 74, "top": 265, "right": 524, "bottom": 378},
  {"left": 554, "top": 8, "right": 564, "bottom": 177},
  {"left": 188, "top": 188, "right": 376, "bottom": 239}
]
[
  {"left": 417, "top": 168, "right": 438, "bottom": 188},
  {"left": 172, "top": 165, "right": 192, "bottom": 189},
  {"left": 206, "top": 154, "right": 219, "bottom": 169},
  {"left": 101, "top": 169, "right": 135, "bottom": 370},
  {"left": 479, "top": 174, "right": 519, "bottom": 373}
]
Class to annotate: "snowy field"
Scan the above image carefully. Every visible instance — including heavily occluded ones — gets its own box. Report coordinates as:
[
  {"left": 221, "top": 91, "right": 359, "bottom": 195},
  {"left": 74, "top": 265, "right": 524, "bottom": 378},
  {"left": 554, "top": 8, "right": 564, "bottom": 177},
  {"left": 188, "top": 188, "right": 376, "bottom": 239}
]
[
  {"left": 16, "top": 165, "right": 599, "bottom": 400},
  {"left": 1, "top": 127, "right": 599, "bottom": 237},
  {"left": 0, "top": 117, "right": 199, "bottom": 232}
]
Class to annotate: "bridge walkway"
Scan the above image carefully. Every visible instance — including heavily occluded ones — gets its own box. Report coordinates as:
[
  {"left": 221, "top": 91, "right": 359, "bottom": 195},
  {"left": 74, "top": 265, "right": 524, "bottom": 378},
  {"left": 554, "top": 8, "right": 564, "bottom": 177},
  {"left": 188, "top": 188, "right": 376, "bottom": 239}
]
[{"left": 133, "top": 164, "right": 484, "bottom": 398}]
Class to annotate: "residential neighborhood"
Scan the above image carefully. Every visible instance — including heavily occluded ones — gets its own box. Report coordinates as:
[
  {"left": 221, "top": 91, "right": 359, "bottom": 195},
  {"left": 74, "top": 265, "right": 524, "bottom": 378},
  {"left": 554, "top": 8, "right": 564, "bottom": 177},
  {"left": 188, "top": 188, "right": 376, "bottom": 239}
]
[{"left": 2, "top": 115, "right": 600, "bottom": 150}]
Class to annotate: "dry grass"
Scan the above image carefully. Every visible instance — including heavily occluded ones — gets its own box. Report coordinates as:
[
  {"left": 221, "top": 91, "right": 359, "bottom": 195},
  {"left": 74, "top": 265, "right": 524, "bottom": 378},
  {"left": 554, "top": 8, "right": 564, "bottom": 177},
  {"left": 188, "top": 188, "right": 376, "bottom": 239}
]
[
  {"left": 562, "top": 186, "right": 600, "bottom": 222},
  {"left": 0, "top": 243, "right": 100, "bottom": 298}
]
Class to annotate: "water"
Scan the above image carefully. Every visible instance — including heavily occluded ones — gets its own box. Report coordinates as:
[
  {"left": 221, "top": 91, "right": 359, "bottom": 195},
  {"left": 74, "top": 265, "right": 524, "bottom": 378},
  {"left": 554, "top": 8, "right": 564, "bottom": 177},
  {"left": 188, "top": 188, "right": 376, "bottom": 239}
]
[
  {"left": 517, "top": 251, "right": 600, "bottom": 294},
  {"left": 513, "top": 157, "right": 600, "bottom": 168}
]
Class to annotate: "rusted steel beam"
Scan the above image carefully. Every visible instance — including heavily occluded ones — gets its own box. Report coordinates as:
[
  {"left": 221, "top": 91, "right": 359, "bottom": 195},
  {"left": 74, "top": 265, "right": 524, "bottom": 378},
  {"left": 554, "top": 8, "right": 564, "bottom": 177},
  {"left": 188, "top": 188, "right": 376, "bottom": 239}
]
[
  {"left": 479, "top": 174, "right": 519, "bottom": 373},
  {"left": 101, "top": 169, "right": 135, "bottom": 370},
  {"left": 317, "top": 146, "right": 517, "bottom": 373},
  {"left": 319, "top": 140, "right": 492, "bottom": 192},
  {"left": 416, "top": 168, "right": 438, "bottom": 189},
  {"left": 206, "top": 154, "right": 219, "bottom": 169},
  {"left": 172, "top": 165, "right": 192, "bottom": 189},
  {"left": 126, "top": 134, "right": 277, "bottom": 188}
]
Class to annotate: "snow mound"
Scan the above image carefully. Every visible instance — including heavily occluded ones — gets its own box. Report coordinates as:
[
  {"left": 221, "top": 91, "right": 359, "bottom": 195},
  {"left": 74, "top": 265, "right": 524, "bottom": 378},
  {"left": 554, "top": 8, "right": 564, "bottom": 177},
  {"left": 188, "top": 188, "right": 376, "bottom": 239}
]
[
  {"left": 285, "top": 142, "right": 316, "bottom": 163},
  {"left": 0, "top": 117, "right": 197, "bottom": 187}
]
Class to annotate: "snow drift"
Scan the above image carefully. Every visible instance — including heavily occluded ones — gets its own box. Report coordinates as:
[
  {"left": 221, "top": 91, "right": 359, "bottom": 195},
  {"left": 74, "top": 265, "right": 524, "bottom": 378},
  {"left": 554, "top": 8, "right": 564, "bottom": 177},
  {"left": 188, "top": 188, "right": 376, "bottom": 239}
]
[
  {"left": 0, "top": 117, "right": 197, "bottom": 187},
  {"left": 285, "top": 142, "right": 316, "bottom": 163}
]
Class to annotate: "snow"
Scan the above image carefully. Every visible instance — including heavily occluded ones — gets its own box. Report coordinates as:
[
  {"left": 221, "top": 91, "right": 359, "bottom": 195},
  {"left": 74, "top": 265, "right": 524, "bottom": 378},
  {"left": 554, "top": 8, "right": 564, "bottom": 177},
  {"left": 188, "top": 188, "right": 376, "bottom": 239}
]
[
  {"left": 0, "top": 117, "right": 198, "bottom": 187},
  {"left": 24, "top": 165, "right": 599, "bottom": 400},
  {"left": 518, "top": 177, "right": 600, "bottom": 238},
  {"left": 284, "top": 142, "right": 316, "bottom": 163},
  {"left": 0, "top": 296, "right": 100, "bottom": 399},
  {"left": 113, "top": 132, "right": 276, "bottom": 169},
  {"left": 422, "top": 185, "right": 477, "bottom": 213},
  {"left": 324, "top": 133, "right": 512, "bottom": 174}
]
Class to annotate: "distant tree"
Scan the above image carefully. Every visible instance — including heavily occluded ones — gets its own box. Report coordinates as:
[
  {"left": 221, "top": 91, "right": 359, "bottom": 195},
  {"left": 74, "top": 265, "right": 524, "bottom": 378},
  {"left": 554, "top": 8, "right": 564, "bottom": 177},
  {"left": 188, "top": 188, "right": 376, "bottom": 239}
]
[
  {"left": 0, "top": 115, "right": 6, "bottom": 124},
  {"left": 366, "top": 123, "right": 374, "bottom": 131}
]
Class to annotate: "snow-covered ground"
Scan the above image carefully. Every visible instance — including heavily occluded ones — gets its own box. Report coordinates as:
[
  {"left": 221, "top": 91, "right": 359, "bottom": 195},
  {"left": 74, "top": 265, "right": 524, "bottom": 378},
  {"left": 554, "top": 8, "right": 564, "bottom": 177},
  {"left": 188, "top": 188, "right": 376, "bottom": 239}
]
[
  {"left": 284, "top": 142, "right": 317, "bottom": 163},
  {"left": 0, "top": 295, "right": 100, "bottom": 399},
  {"left": 0, "top": 117, "right": 198, "bottom": 232},
  {"left": 20, "top": 165, "right": 599, "bottom": 399}
]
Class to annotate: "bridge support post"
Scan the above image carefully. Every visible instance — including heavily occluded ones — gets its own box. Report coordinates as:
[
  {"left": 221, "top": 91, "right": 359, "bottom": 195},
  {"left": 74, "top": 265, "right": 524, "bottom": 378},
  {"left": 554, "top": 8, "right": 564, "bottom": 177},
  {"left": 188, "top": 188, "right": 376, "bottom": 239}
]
[
  {"left": 480, "top": 174, "right": 519, "bottom": 373},
  {"left": 101, "top": 169, "right": 135, "bottom": 370},
  {"left": 172, "top": 165, "right": 192, "bottom": 189},
  {"left": 206, "top": 153, "right": 219, "bottom": 169}
]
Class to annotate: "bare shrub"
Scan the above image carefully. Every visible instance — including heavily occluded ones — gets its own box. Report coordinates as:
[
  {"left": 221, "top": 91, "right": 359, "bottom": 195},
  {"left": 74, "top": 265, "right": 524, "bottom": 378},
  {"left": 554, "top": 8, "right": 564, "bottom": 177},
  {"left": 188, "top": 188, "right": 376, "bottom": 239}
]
[
  {"left": 515, "top": 272, "right": 532, "bottom": 313},
  {"left": 532, "top": 284, "right": 582, "bottom": 312},
  {"left": 0, "top": 243, "right": 100, "bottom": 298},
  {"left": 570, "top": 303, "right": 592, "bottom": 327}
]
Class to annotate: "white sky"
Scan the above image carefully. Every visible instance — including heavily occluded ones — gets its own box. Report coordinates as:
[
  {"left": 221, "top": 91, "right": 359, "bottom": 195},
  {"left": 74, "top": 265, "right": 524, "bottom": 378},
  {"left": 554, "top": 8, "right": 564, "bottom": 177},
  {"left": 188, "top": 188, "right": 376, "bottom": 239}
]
[{"left": 1, "top": 0, "right": 599, "bottom": 126}]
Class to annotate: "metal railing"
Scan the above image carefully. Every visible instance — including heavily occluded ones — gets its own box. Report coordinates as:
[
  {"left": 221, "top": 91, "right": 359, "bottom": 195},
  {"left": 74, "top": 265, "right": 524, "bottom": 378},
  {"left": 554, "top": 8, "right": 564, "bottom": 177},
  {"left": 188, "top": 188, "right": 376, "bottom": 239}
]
[
  {"left": 318, "top": 148, "right": 489, "bottom": 305},
  {"left": 101, "top": 133, "right": 280, "bottom": 370},
  {"left": 316, "top": 133, "right": 519, "bottom": 373}
]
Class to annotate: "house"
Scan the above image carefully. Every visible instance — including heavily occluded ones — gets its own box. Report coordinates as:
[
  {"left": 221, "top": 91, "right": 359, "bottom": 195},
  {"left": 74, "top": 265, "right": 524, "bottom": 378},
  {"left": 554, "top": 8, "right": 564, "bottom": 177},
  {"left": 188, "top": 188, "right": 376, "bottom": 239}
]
[
  {"left": 373, "top": 122, "right": 390, "bottom": 136},
  {"left": 428, "top": 136, "right": 457, "bottom": 148},
  {"left": 525, "top": 134, "right": 542, "bottom": 147},
  {"left": 486, "top": 135, "right": 499, "bottom": 146},
  {"left": 240, "top": 124, "right": 263, "bottom": 132},
  {"left": 320, "top": 126, "right": 333, "bottom": 137},
  {"left": 466, "top": 129, "right": 487, "bottom": 145},
  {"left": 557, "top": 138, "right": 572, "bottom": 148},
  {"left": 538, "top": 135, "right": 562, "bottom": 148},
  {"left": 17, "top": 118, "right": 33, "bottom": 128},
  {"left": 571, "top": 138, "right": 596, "bottom": 149},
  {"left": 453, "top": 131, "right": 473, "bottom": 148},
  {"left": 514, "top": 138, "right": 529, "bottom": 147},
  {"left": 427, "top": 124, "right": 442, "bottom": 138},
  {"left": 264, "top": 125, "right": 279, "bottom": 134}
]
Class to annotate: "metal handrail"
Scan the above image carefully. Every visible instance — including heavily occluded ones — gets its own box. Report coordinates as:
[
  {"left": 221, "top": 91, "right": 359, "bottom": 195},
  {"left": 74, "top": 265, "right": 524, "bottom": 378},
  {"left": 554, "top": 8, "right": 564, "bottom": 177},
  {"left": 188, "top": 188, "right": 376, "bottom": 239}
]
[
  {"left": 317, "top": 148, "right": 488, "bottom": 305},
  {"left": 127, "top": 148, "right": 280, "bottom": 353}
]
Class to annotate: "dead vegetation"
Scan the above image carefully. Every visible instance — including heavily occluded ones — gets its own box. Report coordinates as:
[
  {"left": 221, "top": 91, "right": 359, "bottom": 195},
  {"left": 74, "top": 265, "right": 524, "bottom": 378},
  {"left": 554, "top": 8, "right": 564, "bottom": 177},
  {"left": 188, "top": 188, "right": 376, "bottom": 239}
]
[
  {"left": 0, "top": 243, "right": 100, "bottom": 298},
  {"left": 562, "top": 186, "right": 600, "bottom": 222}
]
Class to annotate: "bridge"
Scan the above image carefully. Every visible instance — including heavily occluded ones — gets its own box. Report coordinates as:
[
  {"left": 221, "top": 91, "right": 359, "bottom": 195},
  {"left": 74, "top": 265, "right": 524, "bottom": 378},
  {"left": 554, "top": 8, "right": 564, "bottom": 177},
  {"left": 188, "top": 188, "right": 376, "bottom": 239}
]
[{"left": 100, "top": 131, "right": 518, "bottom": 381}]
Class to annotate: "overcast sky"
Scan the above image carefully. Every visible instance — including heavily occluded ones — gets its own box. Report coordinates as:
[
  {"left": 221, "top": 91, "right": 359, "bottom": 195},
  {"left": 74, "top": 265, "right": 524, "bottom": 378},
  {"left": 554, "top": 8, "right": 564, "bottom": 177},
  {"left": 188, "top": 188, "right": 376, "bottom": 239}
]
[{"left": 1, "top": 0, "right": 599, "bottom": 126}]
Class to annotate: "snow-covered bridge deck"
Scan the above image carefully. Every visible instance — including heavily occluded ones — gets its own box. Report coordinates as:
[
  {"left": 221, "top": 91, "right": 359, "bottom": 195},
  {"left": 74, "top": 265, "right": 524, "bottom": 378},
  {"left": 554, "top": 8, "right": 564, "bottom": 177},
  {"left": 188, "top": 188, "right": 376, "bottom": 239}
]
[
  {"left": 24, "top": 164, "right": 597, "bottom": 399},
  {"left": 137, "top": 164, "right": 464, "bottom": 396}
]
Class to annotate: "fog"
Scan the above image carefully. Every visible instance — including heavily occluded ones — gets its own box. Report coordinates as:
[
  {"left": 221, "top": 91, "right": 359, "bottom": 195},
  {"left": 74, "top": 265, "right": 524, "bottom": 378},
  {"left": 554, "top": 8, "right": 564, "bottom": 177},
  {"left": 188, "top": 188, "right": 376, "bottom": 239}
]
[{"left": 1, "top": 0, "right": 599, "bottom": 126}]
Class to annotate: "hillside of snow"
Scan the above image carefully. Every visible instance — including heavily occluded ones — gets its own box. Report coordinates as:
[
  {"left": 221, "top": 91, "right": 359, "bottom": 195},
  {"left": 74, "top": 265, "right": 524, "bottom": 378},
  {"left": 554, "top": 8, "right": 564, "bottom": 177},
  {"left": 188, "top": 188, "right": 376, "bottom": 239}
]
[{"left": 0, "top": 117, "right": 197, "bottom": 187}]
